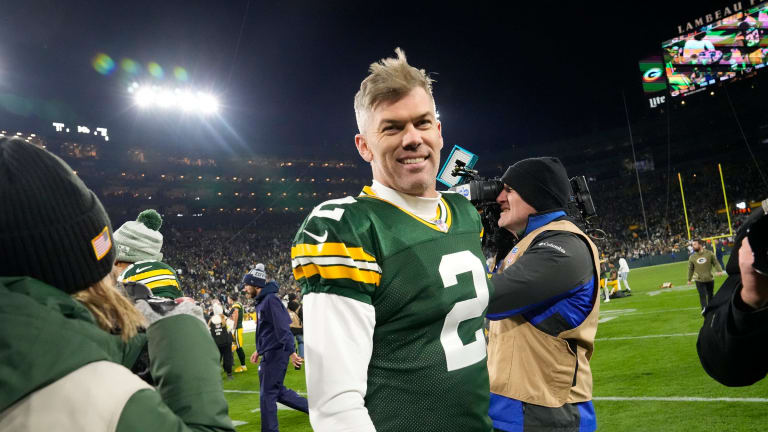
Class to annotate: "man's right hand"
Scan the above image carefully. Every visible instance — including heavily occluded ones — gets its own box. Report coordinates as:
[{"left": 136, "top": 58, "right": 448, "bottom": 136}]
[{"left": 250, "top": 351, "right": 260, "bottom": 364}]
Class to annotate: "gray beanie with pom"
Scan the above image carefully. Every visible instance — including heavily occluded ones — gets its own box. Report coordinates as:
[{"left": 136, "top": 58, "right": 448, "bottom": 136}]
[{"left": 113, "top": 209, "right": 164, "bottom": 263}]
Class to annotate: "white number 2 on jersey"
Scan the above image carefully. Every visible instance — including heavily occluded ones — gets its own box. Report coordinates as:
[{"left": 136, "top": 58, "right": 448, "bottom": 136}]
[
  {"left": 307, "top": 196, "right": 357, "bottom": 222},
  {"left": 439, "top": 251, "right": 490, "bottom": 372}
]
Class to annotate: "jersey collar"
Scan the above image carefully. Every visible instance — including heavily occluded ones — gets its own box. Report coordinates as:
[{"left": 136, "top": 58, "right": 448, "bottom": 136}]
[{"left": 361, "top": 185, "right": 452, "bottom": 233}]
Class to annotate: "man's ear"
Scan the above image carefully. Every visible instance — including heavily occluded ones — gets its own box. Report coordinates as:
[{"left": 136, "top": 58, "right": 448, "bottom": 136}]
[
  {"left": 436, "top": 120, "right": 444, "bottom": 152},
  {"left": 355, "top": 134, "right": 373, "bottom": 163}
]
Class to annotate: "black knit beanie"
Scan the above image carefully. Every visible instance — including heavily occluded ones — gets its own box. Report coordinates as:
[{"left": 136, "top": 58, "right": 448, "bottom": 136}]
[
  {"left": 0, "top": 137, "right": 115, "bottom": 293},
  {"left": 500, "top": 157, "right": 571, "bottom": 212}
]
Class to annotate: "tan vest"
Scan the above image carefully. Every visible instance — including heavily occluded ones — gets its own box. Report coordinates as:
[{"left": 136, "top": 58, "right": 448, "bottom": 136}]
[
  {"left": 487, "top": 220, "right": 601, "bottom": 408},
  {"left": 289, "top": 310, "right": 302, "bottom": 329}
]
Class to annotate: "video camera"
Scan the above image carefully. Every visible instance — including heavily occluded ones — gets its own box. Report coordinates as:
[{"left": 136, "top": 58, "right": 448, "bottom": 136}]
[
  {"left": 448, "top": 159, "right": 601, "bottom": 256},
  {"left": 448, "top": 161, "right": 508, "bottom": 254}
]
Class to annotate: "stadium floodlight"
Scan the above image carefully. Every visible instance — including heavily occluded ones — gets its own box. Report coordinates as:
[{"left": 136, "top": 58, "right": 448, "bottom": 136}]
[
  {"left": 157, "top": 89, "right": 175, "bottom": 108},
  {"left": 736, "top": 201, "right": 747, "bottom": 210},
  {"left": 131, "top": 84, "right": 219, "bottom": 115},
  {"left": 135, "top": 87, "right": 155, "bottom": 107},
  {"left": 178, "top": 90, "right": 196, "bottom": 111},
  {"left": 198, "top": 93, "right": 219, "bottom": 114}
]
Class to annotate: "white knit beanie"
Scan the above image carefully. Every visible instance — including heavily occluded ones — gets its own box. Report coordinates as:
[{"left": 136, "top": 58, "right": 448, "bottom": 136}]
[{"left": 113, "top": 210, "right": 164, "bottom": 262}]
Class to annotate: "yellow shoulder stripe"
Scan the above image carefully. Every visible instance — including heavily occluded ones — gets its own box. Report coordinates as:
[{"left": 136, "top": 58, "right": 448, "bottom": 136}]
[
  {"left": 292, "top": 242, "right": 376, "bottom": 263},
  {"left": 146, "top": 279, "right": 180, "bottom": 289},
  {"left": 293, "top": 263, "right": 381, "bottom": 286},
  {"left": 124, "top": 269, "right": 174, "bottom": 281}
]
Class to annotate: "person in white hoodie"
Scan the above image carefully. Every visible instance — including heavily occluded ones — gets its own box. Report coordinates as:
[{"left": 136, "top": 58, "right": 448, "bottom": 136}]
[
  {"left": 618, "top": 257, "right": 631, "bottom": 292},
  {"left": 208, "top": 301, "right": 234, "bottom": 380}
]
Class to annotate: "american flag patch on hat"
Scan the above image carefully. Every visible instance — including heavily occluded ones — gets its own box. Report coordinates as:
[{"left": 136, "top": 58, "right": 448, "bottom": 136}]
[{"left": 91, "top": 226, "right": 113, "bottom": 260}]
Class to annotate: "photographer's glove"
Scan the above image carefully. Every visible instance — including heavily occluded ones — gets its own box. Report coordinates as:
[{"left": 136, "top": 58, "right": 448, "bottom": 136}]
[{"left": 135, "top": 298, "right": 206, "bottom": 327}]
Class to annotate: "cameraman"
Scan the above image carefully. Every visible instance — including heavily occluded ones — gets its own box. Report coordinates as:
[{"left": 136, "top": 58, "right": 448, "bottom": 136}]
[
  {"left": 698, "top": 200, "right": 768, "bottom": 386},
  {"left": 485, "top": 157, "right": 599, "bottom": 432}
]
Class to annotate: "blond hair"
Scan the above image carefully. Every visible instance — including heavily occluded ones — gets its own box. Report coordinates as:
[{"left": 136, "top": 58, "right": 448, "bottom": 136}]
[
  {"left": 354, "top": 47, "right": 435, "bottom": 134},
  {"left": 73, "top": 275, "right": 146, "bottom": 342}
]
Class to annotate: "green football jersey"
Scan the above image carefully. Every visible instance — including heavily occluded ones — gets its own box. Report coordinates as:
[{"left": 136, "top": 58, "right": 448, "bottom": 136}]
[
  {"left": 292, "top": 186, "right": 492, "bottom": 432},
  {"left": 232, "top": 302, "right": 244, "bottom": 329},
  {"left": 118, "top": 260, "right": 182, "bottom": 299}
]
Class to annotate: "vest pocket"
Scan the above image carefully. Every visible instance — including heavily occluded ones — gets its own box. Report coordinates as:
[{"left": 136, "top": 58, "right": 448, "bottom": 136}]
[
  {"left": 500, "top": 328, "right": 576, "bottom": 407},
  {"left": 489, "top": 331, "right": 515, "bottom": 395}
]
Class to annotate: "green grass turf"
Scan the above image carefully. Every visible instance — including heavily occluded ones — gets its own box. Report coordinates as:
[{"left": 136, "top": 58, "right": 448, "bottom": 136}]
[
  {"left": 593, "top": 257, "right": 768, "bottom": 431},
  {"left": 222, "top": 256, "right": 768, "bottom": 431}
]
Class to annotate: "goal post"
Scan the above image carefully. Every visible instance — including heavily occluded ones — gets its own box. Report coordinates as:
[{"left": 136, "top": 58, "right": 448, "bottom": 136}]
[{"left": 677, "top": 163, "right": 734, "bottom": 247}]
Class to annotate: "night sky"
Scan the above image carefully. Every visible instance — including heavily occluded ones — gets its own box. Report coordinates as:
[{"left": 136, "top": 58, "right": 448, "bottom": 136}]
[{"left": 0, "top": 0, "right": 734, "bottom": 160}]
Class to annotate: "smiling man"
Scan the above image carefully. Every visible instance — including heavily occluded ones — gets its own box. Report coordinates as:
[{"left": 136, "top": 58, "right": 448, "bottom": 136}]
[{"left": 291, "top": 49, "right": 492, "bottom": 432}]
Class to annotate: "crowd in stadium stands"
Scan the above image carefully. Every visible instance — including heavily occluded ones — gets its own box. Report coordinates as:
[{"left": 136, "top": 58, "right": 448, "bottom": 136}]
[
  {"left": 592, "top": 164, "right": 761, "bottom": 262},
  {"left": 132, "top": 160, "right": 768, "bottom": 306},
  {"left": 29, "top": 133, "right": 754, "bottom": 306},
  {"left": 160, "top": 224, "right": 302, "bottom": 311}
]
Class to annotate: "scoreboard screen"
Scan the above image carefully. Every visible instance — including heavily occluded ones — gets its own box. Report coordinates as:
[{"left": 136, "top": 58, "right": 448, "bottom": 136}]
[{"left": 662, "top": 1, "right": 768, "bottom": 96}]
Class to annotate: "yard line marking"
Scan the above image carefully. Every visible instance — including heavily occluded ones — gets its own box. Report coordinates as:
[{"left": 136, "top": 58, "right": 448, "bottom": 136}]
[
  {"left": 251, "top": 403, "right": 295, "bottom": 412},
  {"left": 232, "top": 420, "right": 249, "bottom": 426},
  {"left": 224, "top": 390, "right": 307, "bottom": 395},
  {"left": 600, "top": 309, "right": 637, "bottom": 315},
  {"left": 594, "top": 396, "right": 768, "bottom": 403},
  {"left": 600, "top": 307, "right": 698, "bottom": 318},
  {"left": 647, "top": 285, "right": 696, "bottom": 296},
  {"left": 598, "top": 307, "right": 698, "bottom": 325},
  {"left": 596, "top": 332, "right": 697, "bottom": 341}
]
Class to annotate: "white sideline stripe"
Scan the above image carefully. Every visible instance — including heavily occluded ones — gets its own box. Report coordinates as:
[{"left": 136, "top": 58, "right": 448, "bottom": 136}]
[
  {"left": 597, "top": 316, "right": 617, "bottom": 323},
  {"left": 251, "top": 403, "right": 294, "bottom": 412},
  {"left": 224, "top": 390, "right": 307, "bottom": 395},
  {"left": 600, "top": 308, "right": 637, "bottom": 315},
  {"left": 596, "top": 332, "right": 697, "bottom": 341},
  {"left": 594, "top": 396, "right": 768, "bottom": 403},
  {"left": 232, "top": 420, "right": 248, "bottom": 427},
  {"left": 601, "top": 307, "right": 698, "bottom": 318},
  {"left": 647, "top": 285, "right": 696, "bottom": 296}
]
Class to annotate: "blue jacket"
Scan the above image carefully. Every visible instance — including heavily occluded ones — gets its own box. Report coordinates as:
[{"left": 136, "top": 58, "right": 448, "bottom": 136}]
[{"left": 254, "top": 281, "right": 295, "bottom": 355}]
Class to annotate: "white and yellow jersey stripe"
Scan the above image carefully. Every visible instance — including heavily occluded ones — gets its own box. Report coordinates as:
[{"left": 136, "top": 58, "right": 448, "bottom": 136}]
[{"left": 291, "top": 242, "right": 382, "bottom": 286}]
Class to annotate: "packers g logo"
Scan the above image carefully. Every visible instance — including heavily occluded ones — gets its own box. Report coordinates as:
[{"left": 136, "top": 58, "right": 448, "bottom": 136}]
[
  {"left": 696, "top": 257, "right": 707, "bottom": 264},
  {"left": 643, "top": 68, "right": 662, "bottom": 82}
]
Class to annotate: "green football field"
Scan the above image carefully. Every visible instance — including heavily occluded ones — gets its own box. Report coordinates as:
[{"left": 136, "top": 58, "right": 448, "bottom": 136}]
[{"left": 221, "top": 257, "right": 768, "bottom": 431}]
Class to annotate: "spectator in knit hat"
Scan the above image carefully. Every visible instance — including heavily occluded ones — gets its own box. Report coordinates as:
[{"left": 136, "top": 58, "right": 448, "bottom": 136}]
[
  {"left": 243, "top": 264, "right": 307, "bottom": 431},
  {"left": 0, "top": 136, "right": 233, "bottom": 432},
  {"left": 114, "top": 209, "right": 183, "bottom": 299}
]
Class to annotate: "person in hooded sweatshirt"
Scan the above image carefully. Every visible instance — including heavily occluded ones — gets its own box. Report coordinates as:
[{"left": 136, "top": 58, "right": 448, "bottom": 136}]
[
  {"left": 209, "top": 301, "right": 234, "bottom": 380},
  {"left": 242, "top": 264, "right": 308, "bottom": 432},
  {"left": 0, "top": 136, "right": 233, "bottom": 431}
]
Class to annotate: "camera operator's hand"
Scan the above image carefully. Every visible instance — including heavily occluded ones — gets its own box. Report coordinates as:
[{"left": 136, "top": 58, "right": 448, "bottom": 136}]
[{"left": 739, "top": 238, "right": 768, "bottom": 309}]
